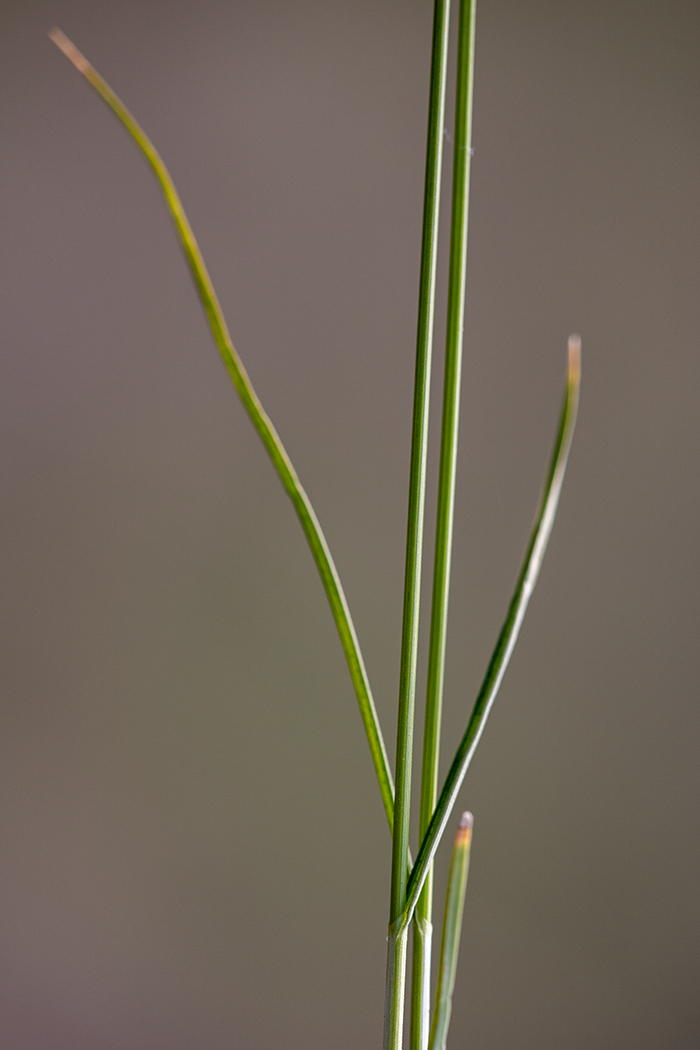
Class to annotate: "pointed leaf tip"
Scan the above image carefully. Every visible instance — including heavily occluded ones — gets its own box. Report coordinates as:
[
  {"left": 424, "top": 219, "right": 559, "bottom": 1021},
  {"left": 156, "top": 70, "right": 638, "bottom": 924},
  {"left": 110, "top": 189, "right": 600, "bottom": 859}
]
[
  {"left": 568, "top": 334, "right": 581, "bottom": 382},
  {"left": 456, "top": 811, "right": 473, "bottom": 844},
  {"left": 48, "top": 28, "right": 90, "bottom": 75}
]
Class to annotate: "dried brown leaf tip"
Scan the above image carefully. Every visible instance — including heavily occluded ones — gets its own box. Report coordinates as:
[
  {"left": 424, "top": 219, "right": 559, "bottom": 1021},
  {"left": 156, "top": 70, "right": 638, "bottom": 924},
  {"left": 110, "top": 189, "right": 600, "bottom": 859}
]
[
  {"left": 49, "top": 28, "right": 91, "bottom": 75},
  {"left": 568, "top": 334, "right": 582, "bottom": 382},
  {"left": 456, "top": 811, "right": 474, "bottom": 844}
]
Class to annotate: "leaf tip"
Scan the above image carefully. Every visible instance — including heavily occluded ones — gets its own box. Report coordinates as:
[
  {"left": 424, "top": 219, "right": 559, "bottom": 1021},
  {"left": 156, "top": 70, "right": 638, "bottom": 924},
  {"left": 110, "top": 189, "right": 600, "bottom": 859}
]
[
  {"left": 456, "top": 810, "right": 473, "bottom": 843},
  {"left": 567, "top": 334, "right": 581, "bottom": 384},
  {"left": 48, "top": 28, "right": 90, "bottom": 75}
]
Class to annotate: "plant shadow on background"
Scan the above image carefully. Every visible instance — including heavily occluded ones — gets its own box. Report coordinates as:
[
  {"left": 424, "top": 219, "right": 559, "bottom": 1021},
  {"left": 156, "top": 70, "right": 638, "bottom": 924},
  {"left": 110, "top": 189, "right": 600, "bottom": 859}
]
[{"left": 48, "top": 2, "right": 581, "bottom": 1047}]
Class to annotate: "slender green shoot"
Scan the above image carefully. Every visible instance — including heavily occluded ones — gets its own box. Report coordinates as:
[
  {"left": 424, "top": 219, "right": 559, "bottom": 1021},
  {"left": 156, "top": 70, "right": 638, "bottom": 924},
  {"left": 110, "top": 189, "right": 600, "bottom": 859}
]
[
  {"left": 385, "top": 0, "right": 452, "bottom": 1046},
  {"left": 48, "top": 28, "right": 397, "bottom": 831},
  {"left": 404, "top": 337, "right": 581, "bottom": 926},
  {"left": 411, "top": 0, "right": 476, "bottom": 1041},
  {"left": 391, "top": 0, "right": 453, "bottom": 935},
  {"left": 411, "top": 1, "right": 476, "bottom": 1047},
  {"left": 428, "top": 812, "right": 474, "bottom": 1050},
  {"left": 383, "top": 917, "right": 410, "bottom": 1050}
]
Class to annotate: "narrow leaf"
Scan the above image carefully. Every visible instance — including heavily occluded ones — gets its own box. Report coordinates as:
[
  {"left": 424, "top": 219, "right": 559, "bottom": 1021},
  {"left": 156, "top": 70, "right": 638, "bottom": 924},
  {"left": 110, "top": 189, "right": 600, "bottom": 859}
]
[
  {"left": 404, "top": 337, "right": 581, "bottom": 922},
  {"left": 428, "top": 812, "right": 474, "bottom": 1050},
  {"left": 48, "top": 28, "right": 397, "bottom": 831}
]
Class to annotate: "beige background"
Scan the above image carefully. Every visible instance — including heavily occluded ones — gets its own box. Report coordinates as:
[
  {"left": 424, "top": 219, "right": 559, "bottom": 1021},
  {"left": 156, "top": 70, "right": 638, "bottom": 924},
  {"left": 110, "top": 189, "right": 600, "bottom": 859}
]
[{"left": 1, "top": 0, "right": 699, "bottom": 1047}]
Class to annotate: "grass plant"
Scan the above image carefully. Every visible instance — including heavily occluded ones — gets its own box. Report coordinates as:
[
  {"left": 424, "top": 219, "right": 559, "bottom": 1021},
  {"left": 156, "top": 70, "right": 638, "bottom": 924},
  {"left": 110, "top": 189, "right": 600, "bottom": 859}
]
[{"left": 49, "top": 7, "right": 580, "bottom": 1048}]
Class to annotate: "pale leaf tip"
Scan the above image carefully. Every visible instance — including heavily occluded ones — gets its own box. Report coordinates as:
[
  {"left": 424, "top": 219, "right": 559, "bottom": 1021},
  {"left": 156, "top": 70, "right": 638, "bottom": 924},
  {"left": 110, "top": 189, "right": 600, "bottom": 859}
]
[
  {"left": 48, "top": 28, "right": 91, "bottom": 75},
  {"left": 567, "top": 333, "right": 581, "bottom": 383},
  {"left": 456, "top": 811, "right": 474, "bottom": 843}
]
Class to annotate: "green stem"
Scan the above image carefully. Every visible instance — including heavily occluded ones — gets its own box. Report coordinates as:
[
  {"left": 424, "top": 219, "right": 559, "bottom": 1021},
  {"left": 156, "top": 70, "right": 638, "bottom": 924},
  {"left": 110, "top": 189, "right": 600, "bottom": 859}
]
[
  {"left": 411, "top": 1, "right": 476, "bottom": 1047},
  {"left": 411, "top": 915, "right": 434, "bottom": 1050},
  {"left": 427, "top": 812, "right": 474, "bottom": 1050},
  {"left": 404, "top": 339, "right": 581, "bottom": 926},
  {"left": 383, "top": 917, "right": 410, "bottom": 1050},
  {"left": 49, "top": 28, "right": 397, "bottom": 831},
  {"left": 385, "top": 2, "right": 451, "bottom": 1047}
]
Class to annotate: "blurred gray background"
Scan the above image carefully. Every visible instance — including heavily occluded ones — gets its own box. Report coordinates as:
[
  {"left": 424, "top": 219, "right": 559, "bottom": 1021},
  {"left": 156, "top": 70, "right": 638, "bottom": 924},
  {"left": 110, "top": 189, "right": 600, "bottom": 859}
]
[{"left": 1, "top": 0, "right": 699, "bottom": 1047}]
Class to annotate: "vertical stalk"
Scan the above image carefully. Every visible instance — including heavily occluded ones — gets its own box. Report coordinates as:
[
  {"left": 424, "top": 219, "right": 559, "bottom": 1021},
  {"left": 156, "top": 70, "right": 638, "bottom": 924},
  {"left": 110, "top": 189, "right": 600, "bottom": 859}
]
[
  {"left": 405, "top": 0, "right": 452, "bottom": 1046},
  {"left": 412, "top": 0, "right": 476, "bottom": 1045},
  {"left": 384, "top": 3, "right": 452, "bottom": 1048}
]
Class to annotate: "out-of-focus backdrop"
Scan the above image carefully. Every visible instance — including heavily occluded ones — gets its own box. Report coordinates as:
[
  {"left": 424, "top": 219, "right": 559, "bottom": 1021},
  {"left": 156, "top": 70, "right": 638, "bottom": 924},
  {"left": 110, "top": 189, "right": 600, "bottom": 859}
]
[{"left": 1, "top": 1, "right": 698, "bottom": 1047}]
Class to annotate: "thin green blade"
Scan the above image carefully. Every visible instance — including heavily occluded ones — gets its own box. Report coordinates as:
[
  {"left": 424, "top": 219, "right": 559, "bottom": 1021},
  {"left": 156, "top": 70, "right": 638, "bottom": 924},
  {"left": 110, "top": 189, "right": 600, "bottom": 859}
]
[
  {"left": 428, "top": 812, "right": 474, "bottom": 1050},
  {"left": 405, "top": 337, "right": 581, "bottom": 923},
  {"left": 49, "top": 28, "right": 397, "bottom": 833}
]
